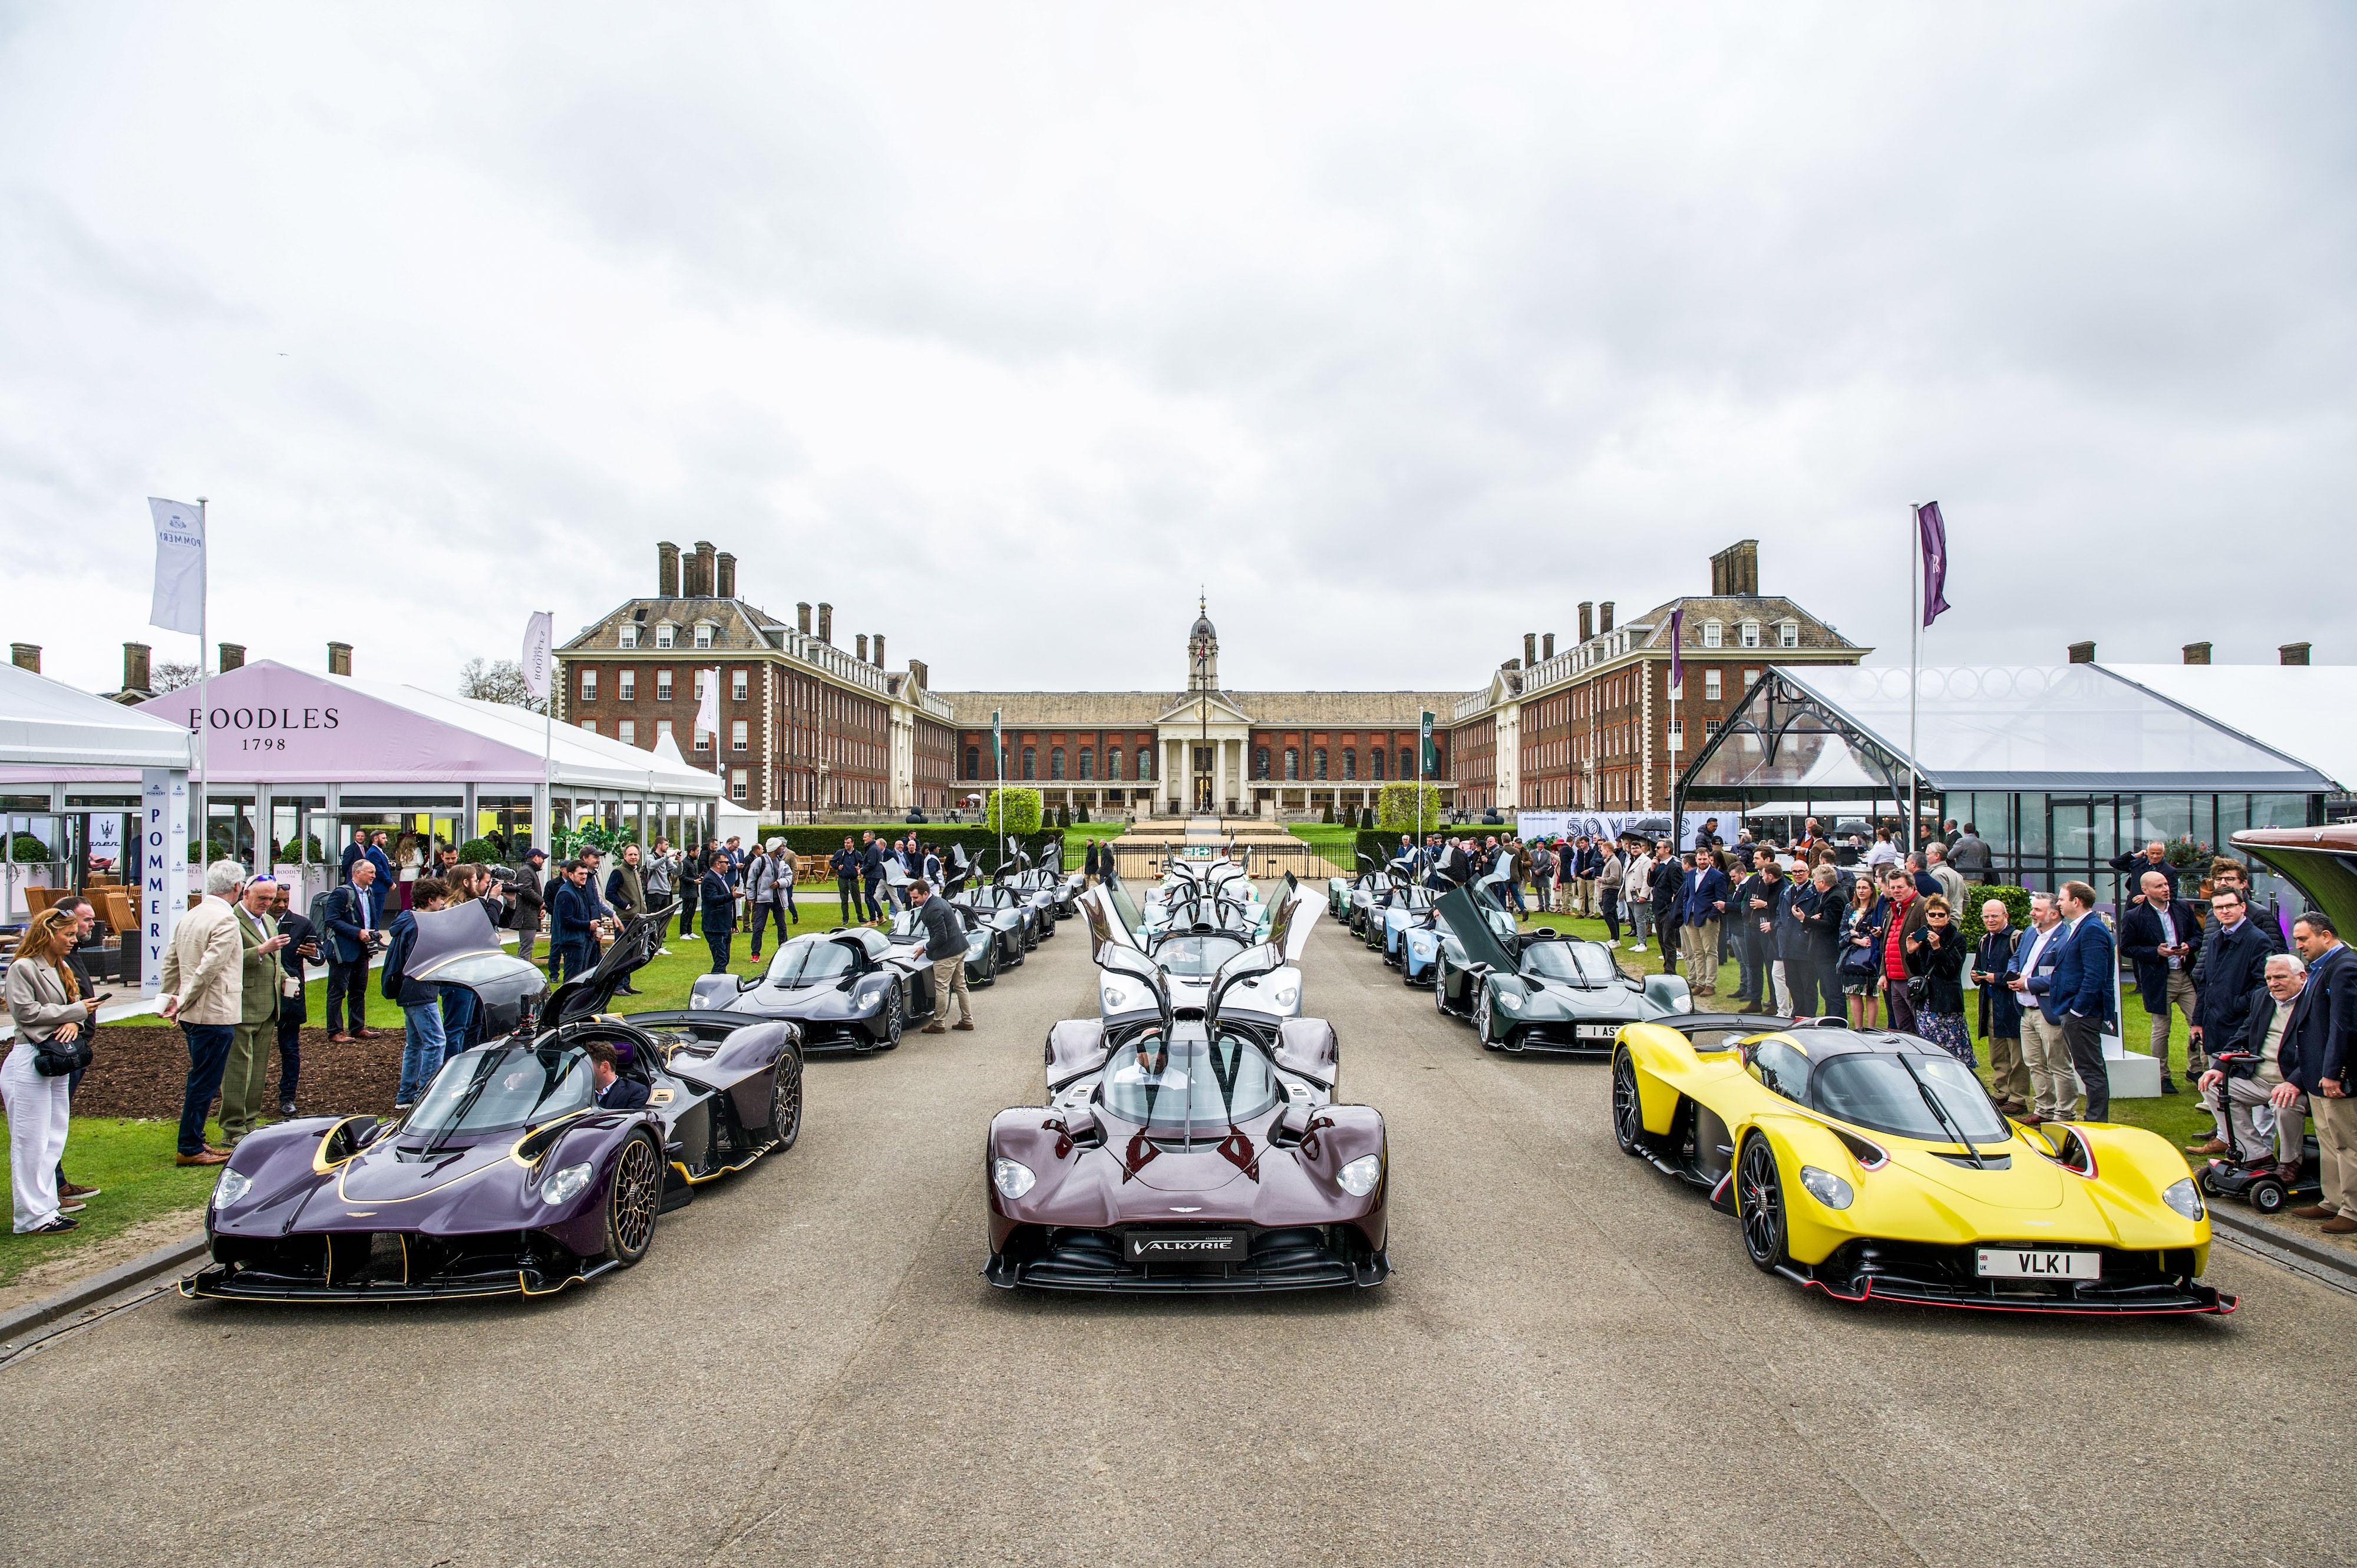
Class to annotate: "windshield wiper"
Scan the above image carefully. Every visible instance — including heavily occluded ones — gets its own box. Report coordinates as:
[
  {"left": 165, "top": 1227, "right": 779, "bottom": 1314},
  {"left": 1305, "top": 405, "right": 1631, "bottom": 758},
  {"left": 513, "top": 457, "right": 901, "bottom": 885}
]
[
  {"left": 1900, "top": 1055, "right": 1986, "bottom": 1168},
  {"left": 422, "top": 1062, "right": 498, "bottom": 1155}
]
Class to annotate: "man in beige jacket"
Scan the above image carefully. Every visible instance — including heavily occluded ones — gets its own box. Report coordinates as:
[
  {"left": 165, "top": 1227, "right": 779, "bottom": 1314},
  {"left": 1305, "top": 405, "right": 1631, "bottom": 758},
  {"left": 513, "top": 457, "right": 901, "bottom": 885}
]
[
  {"left": 218, "top": 876, "right": 291, "bottom": 1146},
  {"left": 159, "top": 860, "right": 249, "bottom": 1166}
]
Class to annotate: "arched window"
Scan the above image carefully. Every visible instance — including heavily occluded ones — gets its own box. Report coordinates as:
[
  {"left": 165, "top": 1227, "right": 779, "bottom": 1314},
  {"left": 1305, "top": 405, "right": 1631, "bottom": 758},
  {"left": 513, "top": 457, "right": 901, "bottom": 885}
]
[
  {"left": 1078, "top": 748, "right": 1094, "bottom": 780},
  {"left": 1138, "top": 749, "right": 1153, "bottom": 780},
  {"left": 1399, "top": 747, "right": 1412, "bottom": 778},
  {"left": 1050, "top": 747, "right": 1065, "bottom": 780},
  {"left": 1342, "top": 748, "right": 1356, "bottom": 780},
  {"left": 1283, "top": 748, "right": 1299, "bottom": 780},
  {"left": 963, "top": 745, "right": 981, "bottom": 781},
  {"left": 1022, "top": 747, "right": 1036, "bottom": 780},
  {"left": 1369, "top": 747, "right": 1385, "bottom": 780},
  {"left": 1254, "top": 747, "right": 1270, "bottom": 779},
  {"left": 1107, "top": 749, "right": 1123, "bottom": 780},
  {"left": 1313, "top": 748, "right": 1328, "bottom": 780}
]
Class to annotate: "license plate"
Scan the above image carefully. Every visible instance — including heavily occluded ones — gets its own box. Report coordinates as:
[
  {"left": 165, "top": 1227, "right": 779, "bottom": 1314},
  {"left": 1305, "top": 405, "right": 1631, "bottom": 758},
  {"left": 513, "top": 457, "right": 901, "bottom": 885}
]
[
  {"left": 1976, "top": 1248, "right": 2101, "bottom": 1280},
  {"left": 1577, "top": 1024, "right": 1619, "bottom": 1040},
  {"left": 1125, "top": 1231, "right": 1246, "bottom": 1263}
]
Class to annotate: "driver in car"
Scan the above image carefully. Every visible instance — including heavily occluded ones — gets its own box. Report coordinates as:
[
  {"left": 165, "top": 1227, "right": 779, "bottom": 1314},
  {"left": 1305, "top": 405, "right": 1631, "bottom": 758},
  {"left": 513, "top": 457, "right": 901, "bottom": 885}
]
[{"left": 584, "top": 1039, "right": 649, "bottom": 1111}]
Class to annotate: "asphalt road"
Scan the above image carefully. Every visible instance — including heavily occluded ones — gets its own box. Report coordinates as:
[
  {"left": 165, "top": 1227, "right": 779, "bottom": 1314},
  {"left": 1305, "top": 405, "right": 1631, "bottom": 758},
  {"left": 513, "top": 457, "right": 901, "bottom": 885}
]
[{"left": 7, "top": 901, "right": 2355, "bottom": 1567}]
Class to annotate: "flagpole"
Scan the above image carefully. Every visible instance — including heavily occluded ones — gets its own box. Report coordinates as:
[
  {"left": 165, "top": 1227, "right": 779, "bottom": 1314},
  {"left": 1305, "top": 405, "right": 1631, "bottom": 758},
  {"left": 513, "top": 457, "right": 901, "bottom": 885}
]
[
  {"left": 542, "top": 612, "right": 553, "bottom": 848},
  {"left": 1907, "top": 501, "right": 1920, "bottom": 856},
  {"left": 194, "top": 496, "right": 209, "bottom": 863}
]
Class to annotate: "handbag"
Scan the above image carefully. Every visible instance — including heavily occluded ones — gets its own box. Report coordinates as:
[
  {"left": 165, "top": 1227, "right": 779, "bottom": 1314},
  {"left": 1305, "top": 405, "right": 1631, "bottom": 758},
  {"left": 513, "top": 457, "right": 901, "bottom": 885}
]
[{"left": 32, "top": 1033, "right": 91, "bottom": 1077}]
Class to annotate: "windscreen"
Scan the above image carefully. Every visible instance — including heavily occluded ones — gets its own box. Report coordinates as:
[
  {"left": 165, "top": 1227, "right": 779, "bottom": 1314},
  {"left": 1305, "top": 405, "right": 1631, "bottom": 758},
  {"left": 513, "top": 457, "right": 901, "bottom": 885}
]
[
  {"left": 764, "top": 936, "right": 859, "bottom": 986},
  {"left": 407, "top": 1046, "right": 592, "bottom": 1137},
  {"left": 1100, "top": 1031, "right": 1280, "bottom": 1138},
  {"left": 1153, "top": 932, "right": 1248, "bottom": 977},
  {"left": 1522, "top": 942, "right": 1619, "bottom": 985},
  {"left": 1812, "top": 1052, "right": 2009, "bottom": 1144}
]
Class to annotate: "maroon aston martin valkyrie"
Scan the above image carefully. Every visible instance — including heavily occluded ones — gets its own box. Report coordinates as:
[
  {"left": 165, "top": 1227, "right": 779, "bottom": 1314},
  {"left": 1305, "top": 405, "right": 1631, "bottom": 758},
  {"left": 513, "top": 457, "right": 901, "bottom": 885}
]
[{"left": 985, "top": 942, "right": 1389, "bottom": 1293}]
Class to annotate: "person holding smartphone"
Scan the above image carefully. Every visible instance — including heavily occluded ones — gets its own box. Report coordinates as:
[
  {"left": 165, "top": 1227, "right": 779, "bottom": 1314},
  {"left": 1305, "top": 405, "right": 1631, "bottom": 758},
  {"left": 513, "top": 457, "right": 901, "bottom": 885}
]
[
  {"left": 219, "top": 875, "right": 293, "bottom": 1146},
  {"left": 4, "top": 908, "right": 103, "bottom": 1232}
]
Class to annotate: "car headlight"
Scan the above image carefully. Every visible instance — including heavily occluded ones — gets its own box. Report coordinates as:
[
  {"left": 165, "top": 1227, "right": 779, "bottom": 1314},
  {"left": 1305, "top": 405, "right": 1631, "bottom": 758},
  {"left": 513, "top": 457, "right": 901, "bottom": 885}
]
[
  {"left": 1337, "top": 1154, "right": 1383, "bottom": 1196},
  {"left": 213, "top": 1168, "right": 252, "bottom": 1207},
  {"left": 1272, "top": 985, "right": 1298, "bottom": 1008},
  {"left": 992, "top": 1157, "right": 1036, "bottom": 1200},
  {"left": 2162, "top": 1177, "right": 2206, "bottom": 1222},
  {"left": 1673, "top": 993, "right": 1694, "bottom": 1014},
  {"left": 543, "top": 1161, "right": 595, "bottom": 1206},
  {"left": 689, "top": 994, "right": 709, "bottom": 1009},
  {"left": 1798, "top": 1166, "right": 1854, "bottom": 1210},
  {"left": 1497, "top": 991, "right": 1522, "bottom": 1011},
  {"left": 1100, "top": 982, "right": 1133, "bottom": 1012}
]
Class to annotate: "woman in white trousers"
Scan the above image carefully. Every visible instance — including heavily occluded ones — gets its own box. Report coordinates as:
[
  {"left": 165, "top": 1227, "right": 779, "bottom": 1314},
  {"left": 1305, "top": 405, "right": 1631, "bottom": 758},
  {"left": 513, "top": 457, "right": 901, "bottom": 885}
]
[{"left": 4, "top": 909, "right": 93, "bottom": 1234}]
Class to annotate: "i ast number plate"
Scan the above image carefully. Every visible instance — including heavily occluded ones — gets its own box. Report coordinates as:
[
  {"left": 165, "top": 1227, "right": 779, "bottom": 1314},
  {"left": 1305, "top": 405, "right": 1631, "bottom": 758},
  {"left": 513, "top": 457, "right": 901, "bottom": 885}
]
[
  {"left": 1127, "top": 1232, "right": 1246, "bottom": 1263},
  {"left": 1976, "top": 1248, "right": 2101, "bottom": 1280},
  {"left": 1577, "top": 1024, "right": 1618, "bottom": 1039}
]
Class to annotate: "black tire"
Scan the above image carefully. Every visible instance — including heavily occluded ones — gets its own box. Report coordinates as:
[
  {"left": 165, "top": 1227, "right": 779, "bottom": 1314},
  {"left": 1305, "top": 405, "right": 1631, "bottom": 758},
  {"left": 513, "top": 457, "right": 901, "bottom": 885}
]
[
  {"left": 1612, "top": 1049, "right": 1645, "bottom": 1156},
  {"left": 1433, "top": 960, "right": 1450, "bottom": 1014},
  {"left": 2196, "top": 1166, "right": 2221, "bottom": 1199},
  {"left": 1736, "top": 1133, "right": 1790, "bottom": 1273},
  {"left": 1474, "top": 984, "right": 1501, "bottom": 1048},
  {"left": 767, "top": 1051, "right": 803, "bottom": 1153},
  {"left": 600, "top": 1132, "right": 662, "bottom": 1266},
  {"left": 879, "top": 984, "right": 903, "bottom": 1047},
  {"left": 2251, "top": 1179, "right": 2287, "bottom": 1216}
]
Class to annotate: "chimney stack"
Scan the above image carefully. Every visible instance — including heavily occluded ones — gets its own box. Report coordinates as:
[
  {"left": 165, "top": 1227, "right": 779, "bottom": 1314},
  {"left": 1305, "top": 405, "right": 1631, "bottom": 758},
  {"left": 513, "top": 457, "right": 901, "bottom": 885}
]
[
  {"left": 1600, "top": 601, "right": 1616, "bottom": 634},
  {"left": 658, "top": 541, "right": 680, "bottom": 598},
  {"left": 797, "top": 602, "right": 812, "bottom": 635},
  {"left": 1709, "top": 540, "right": 1760, "bottom": 597},
  {"left": 715, "top": 552, "right": 736, "bottom": 599},
  {"left": 910, "top": 659, "right": 929, "bottom": 689},
  {"left": 1578, "top": 602, "right": 1594, "bottom": 643},
  {"left": 219, "top": 643, "right": 245, "bottom": 672},
  {"left": 686, "top": 542, "right": 715, "bottom": 598},
  {"left": 1501, "top": 658, "right": 1521, "bottom": 673},
  {"left": 328, "top": 642, "right": 353, "bottom": 676},
  {"left": 817, "top": 603, "right": 833, "bottom": 645},
  {"left": 872, "top": 633, "right": 886, "bottom": 668},
  {"left": 1543, "top": 633, "right": 1555, "bottom": 661},
  {"left": 2280, "top": 642, "right": 2312, "bottom": 666},
  {"left": 2066, "top": 640, "right": 2095, "bottom": 664},
  {"left": 2181, "top": 642, "right": 2212, "bottom": 666},
  {"left": 856, "top": 634, "right": 869, "bottom": 663},
  {"left": 1523, "top": 632, "right": 1538, "bottom": 668},
  {"left": 123, "top": 643, "right": 151, "bottom": 695},
  {"left": 9, "top": 644, "right": 38, "bottom": 674}
]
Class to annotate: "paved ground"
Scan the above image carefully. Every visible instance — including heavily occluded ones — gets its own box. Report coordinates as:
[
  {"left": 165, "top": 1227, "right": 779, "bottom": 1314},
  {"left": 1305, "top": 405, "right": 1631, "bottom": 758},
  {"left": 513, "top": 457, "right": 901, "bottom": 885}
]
[{"left": 6, "top": 900, "right": 2356, "bottom": 1567}]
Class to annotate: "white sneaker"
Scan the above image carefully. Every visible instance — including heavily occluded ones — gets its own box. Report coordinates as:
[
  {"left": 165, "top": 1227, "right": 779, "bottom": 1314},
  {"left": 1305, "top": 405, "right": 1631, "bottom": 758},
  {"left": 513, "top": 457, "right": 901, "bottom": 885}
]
[
  {"left": 656, "top": 947, "right": 674, "bottom": 956},
  {"left": 1631, "top": 942, "right": 1646, "bottom": 952}
]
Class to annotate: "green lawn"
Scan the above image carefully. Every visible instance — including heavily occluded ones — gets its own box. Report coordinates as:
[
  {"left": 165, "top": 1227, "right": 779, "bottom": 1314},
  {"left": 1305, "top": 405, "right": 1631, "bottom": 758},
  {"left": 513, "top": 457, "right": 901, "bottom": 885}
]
[
  {"left": 1533, "top": 907, "right": 2215, "bottom": 1161},
  {"left": 0, "top": 1118, "right": 226, "bottom": 1290},
  {"left": 1286, "top": 825, "right": 1361, "bottom": 871}
]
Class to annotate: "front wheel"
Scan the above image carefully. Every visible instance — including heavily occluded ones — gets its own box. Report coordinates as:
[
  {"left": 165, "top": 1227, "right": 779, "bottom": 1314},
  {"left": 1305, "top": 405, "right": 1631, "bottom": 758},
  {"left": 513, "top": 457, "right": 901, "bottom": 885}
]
[
  {"left": 879, "top": 984, "right": 904, "bottom": 1047},
  {"left": 2250, "top": 1179, "right": 2287, "bottom": 1216},
  {"left": 600, "top": 1132, "right": 663, "bottom": 1266},
  {"left": 1474, "top": 984, "right": 1498, "bottom": 1047},
  {"left": 767, "top": 1052, "right": 803, "bottom": 1153},
  {"left": 1612, "top": 1050, "right": 1645, "bottom": 1156},
  {"left": 1433, "top": 961, "right": 1450, "bottom": 1015},
  {"left": 1736, "top": 1133, "right": 1790, "bottom": 1273}
]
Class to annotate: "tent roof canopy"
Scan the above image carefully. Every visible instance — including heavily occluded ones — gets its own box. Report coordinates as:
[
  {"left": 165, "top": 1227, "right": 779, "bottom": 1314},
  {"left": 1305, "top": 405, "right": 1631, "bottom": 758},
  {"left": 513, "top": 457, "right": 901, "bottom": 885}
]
[
  {"left": 0, "top": 661, "right": 194, "bottom": 771},
  {"left": 2098, "top": 664, "right": 2357, "bottom": 794},
  {"left": 1682, "top": 665, "right": 2334, "bottom": 800}
]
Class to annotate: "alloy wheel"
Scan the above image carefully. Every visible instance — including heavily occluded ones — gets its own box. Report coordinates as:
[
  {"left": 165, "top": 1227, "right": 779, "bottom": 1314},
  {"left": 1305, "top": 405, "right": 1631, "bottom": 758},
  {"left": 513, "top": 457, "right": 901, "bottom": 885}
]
[
  {"left": 1737, "top": 1135, "right": 1786, "bottom": 1271},
  {"left": 605, "top": 1134, "right": 661, "bottom": 1264},
  {"left": 1474, "top": 985, "right": 1493, "bottom": 1044},
  {"left": 882, "top": 986, "right": 903, "bottom": 1045},
  {"left": 768, "top": 1052, "right": 803, "bottom": 1152},
  {"left": 1612, "top": 1051, "right": 1643, "bottom": 1155}
]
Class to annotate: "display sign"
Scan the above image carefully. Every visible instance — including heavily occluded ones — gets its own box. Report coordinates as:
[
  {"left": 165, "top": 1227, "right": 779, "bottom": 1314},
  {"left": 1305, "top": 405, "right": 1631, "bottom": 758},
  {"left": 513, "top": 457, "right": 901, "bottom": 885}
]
[{"left": 140, "top": 767, "right": 188, "bottom": 998}]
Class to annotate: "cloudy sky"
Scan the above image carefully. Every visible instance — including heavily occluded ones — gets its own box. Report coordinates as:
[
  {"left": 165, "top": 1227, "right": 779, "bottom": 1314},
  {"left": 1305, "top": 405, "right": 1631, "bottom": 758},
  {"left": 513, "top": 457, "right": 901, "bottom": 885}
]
[{"left": 2, "top": 4, "right": 2349, "bottom": 700}]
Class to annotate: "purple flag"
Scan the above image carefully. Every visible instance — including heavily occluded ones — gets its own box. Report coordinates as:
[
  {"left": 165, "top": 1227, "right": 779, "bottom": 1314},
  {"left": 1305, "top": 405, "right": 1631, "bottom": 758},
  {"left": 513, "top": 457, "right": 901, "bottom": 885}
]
[
  {"left": 1916, "top": 501, "right": 1952, "bottom": 628},
  {"left": 1669, "top": 606, "right": 1685, "bottom": 691}
]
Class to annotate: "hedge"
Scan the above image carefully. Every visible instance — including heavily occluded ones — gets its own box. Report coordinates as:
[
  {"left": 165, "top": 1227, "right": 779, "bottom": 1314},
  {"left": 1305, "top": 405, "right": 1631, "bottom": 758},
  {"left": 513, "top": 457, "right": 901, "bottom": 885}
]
[{"left": 755, "top": 824, "right": 1064, "bottom": 868}]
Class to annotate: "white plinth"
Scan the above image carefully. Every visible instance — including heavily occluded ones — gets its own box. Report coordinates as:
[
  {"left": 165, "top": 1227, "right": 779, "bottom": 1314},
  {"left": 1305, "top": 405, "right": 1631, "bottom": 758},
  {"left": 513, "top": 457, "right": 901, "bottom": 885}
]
[{"left": 2107, "top": 1048, "right": 2163, "bottom": 1100}]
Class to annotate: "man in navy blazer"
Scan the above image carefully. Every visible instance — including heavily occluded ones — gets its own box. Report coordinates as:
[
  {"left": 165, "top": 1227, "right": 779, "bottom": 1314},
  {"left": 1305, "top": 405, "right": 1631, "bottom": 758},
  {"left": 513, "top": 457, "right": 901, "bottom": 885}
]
[
  {"left": 2028, "top": 881, "right": 2116, "bottom": 1120},
  {"left": 2280, "top": 912, "right": 2357, "bottom": 1232},
  {"left": 2121, "top": 869, "right": 2201, "bottom": 1089},
  {"left": 583, "top": 1040, "right": 651, "bottom": 1112}
]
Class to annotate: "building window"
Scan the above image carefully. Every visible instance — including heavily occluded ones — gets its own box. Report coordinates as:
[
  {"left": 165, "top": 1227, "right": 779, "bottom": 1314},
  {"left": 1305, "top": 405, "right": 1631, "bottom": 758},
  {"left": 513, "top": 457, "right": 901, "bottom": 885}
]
[
  {"left": 694, "top": 623, "right": 714, "bottom": 649},
  {"left": 731, "top": 719, "right": 749, "bottom": 752},
  {"left": 1108, "top": 749, "right": 1123, "bottom": 780},
  {"left": 1739, "top": 621, "right": 1760, "bottom": 648},
  {"left": 1254, "top": 746, "right": 1270, "bottom": 779},
  {"left": 1078, "top": 748, "right": 1094, "bottom": 780},
  {"left": 579, "top": 719, "right": 597, "bottom": 734},
  {"left": 730, "top": 768, "right": 748, "bottom": 801},
  {"left": 1741, "top": 668, "right": 1760, "bottom": 694},
  {"left": 656, "top": 719, "right": 673, "bottom": 744},
  {"left": 1778, "top": 620, "right": 1799, "bottom": 648},
  {"left": 579, "top": 668, "right": 597, "bottom": 702},
  {"left": 1022, "top": 747, "right": 1036, "bottom": 780},
  {"left": 1342, "top": 748, "right": 1356, "bottom": 780},
  {"left": 619, "top": 720, "right": 636, "bottom": 745},
  {"left": 695, "top": 724, "right": 711, "bottom": 752},
  {"left": 1702, "top": 621, "right": 1723, "bottom": 649},
  {"left": 618, "top": 669, "right": 635, "bottom": 702},
  {"left": 655, "top": 623, "right": 675, "bottom": 648},
  {"left": 1668, "top": 718, "right": 1683, "bottom": 750},
  {"left": 619, "top": 625, "right": 638, "bottom": 649},
  {"left": 732, "top": 669, "right": 748, "bottom": 702},
  {"left": 693, "top": 669, "right": 709, "bottom": 703},
  {"left": 1137, "top": 749, "right": 1152, "bottom": 780},
  {"left": 1704, "top": 670, "right": 1722, "bottom": 702},
  {"left": 1705, "top": 719, "right": 1723, "bottom": 736},
  {"left": 656, "top": 669, "right": 672, "bottom": 702},
  {"left": 1284, "top": 748, "right": 1299, "bottom": 781},
  {"left": 1050, "top": 747, "right": 1066, "bottom": 780},
  {"left": 1369, "top": 747, "right": 1385, "bottom": 780},
  {"left": 1399, "top": 747, "right": 1413, "bottom": 778}
]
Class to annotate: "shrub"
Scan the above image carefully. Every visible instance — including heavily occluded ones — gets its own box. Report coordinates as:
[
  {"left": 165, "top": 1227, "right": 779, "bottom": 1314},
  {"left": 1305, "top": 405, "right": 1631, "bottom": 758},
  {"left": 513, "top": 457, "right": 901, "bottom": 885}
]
[
  {"left": 985, "top": 788, "right": 1043, "bottom": 840},
  {"left": 9, "top": 831, "right": 53, "bottom": 862},
  {"left": 1955, "top": 884, "right": 2032, "bottom": 947},
  {"left": 1321, "top": 801, "right": 1335, "bottom": 824},
  {"left": 1077, "top": 801, "right": 1090, "bottom": 823},
  {"left": 458, "top": 837, "right": 504, "bottom": 864},
  {"left": 1375, "top": 783, "right": 1445, "bottom": 832}
]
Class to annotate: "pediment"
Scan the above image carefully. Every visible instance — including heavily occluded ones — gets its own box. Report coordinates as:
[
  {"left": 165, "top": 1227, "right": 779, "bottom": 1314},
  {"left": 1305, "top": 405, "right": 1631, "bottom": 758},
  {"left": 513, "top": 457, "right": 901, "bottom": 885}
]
[{"left": 1155, "top": 691, "right": 1255, "bottom": 727}]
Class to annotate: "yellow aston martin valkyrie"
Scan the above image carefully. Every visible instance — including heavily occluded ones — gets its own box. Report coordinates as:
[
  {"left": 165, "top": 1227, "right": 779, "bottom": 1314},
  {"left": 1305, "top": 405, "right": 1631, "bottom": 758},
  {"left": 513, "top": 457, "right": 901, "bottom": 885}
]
[{"left": 1613, "top": 1015, "right": 2233, "bottom": 1314}]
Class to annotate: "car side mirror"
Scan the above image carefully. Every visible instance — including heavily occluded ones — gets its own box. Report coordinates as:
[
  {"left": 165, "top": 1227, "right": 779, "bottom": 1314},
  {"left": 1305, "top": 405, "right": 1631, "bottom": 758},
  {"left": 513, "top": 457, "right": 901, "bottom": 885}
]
[{"left": 738, "top": 973, "right": 760, "bottom": 992}]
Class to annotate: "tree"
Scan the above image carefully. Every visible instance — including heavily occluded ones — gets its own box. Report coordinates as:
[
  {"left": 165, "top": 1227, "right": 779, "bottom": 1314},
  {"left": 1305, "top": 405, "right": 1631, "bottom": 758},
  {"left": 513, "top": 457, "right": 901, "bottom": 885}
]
[
  {"left": 1376, "top": 783, "right": 1445, "bottom": 832},
  {"left": 151, "top": 660, "right": 200, "bottom": 694},
  {"left": 458, "top": 657, "right": 547, "bottom": 714},
  {"left": 983, "top": 787, "right": 1042, "bottom": 841}
]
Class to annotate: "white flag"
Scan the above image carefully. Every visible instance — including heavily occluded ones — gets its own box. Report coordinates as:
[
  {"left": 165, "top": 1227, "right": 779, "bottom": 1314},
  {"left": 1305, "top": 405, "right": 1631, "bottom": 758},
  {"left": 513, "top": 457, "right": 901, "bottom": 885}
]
[
  {"left": 695, "top": 667, "right": 721, "bottom": 747},
  {"left": 148, "top": 497, "right": 205, "bottom": 635},
  {"left": 520, "top": 611, "right": 554, "bottom": 701}
]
